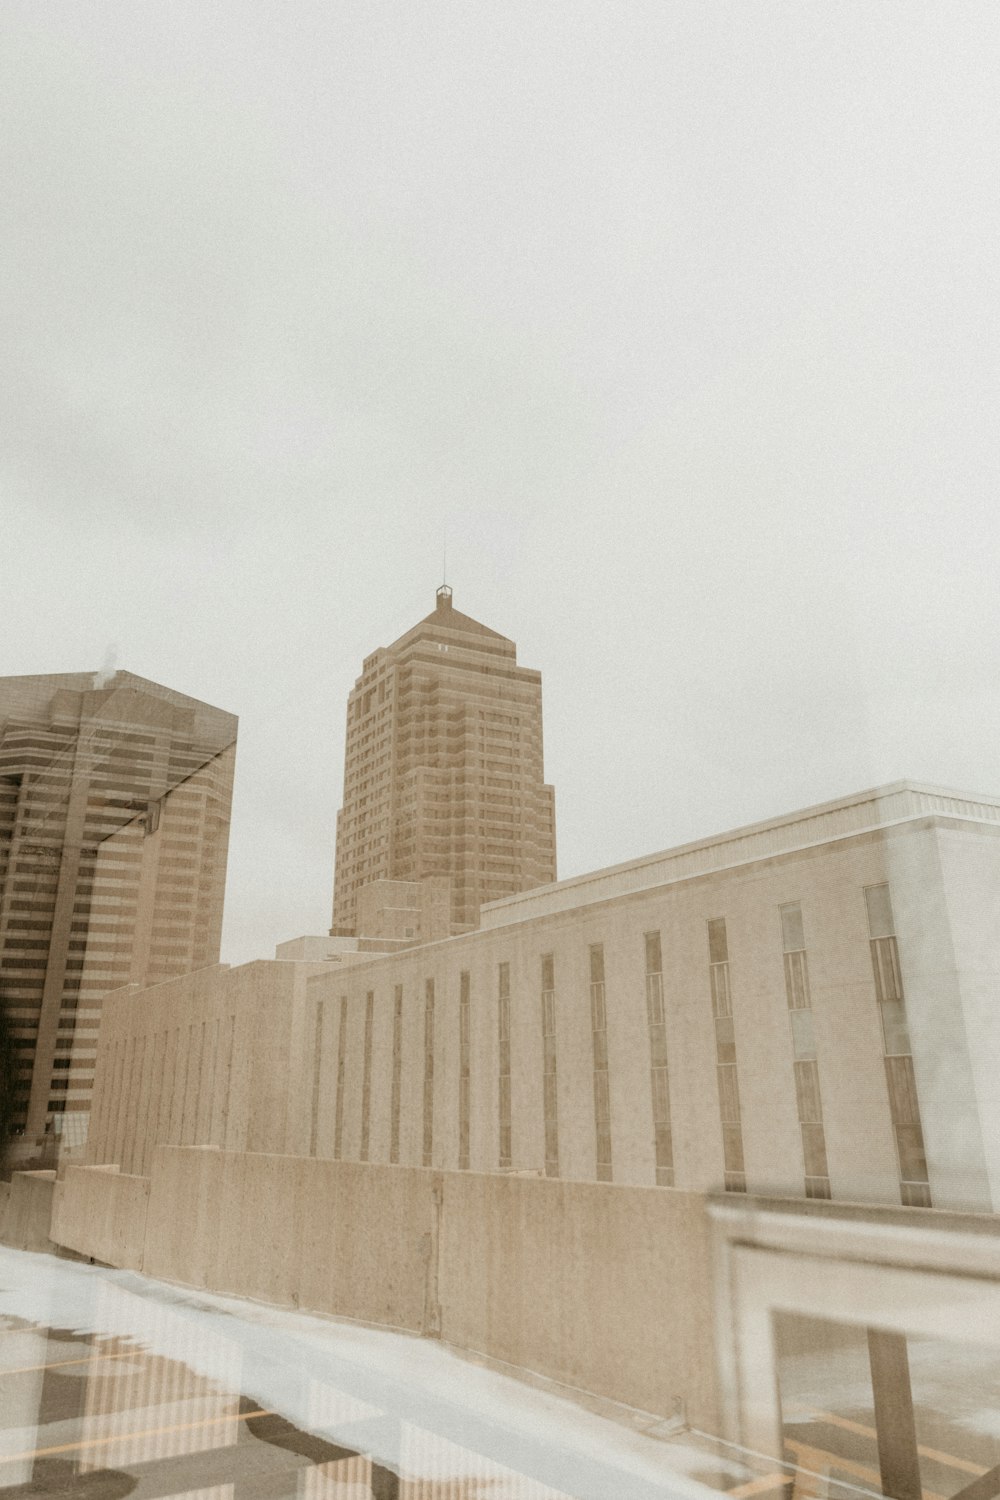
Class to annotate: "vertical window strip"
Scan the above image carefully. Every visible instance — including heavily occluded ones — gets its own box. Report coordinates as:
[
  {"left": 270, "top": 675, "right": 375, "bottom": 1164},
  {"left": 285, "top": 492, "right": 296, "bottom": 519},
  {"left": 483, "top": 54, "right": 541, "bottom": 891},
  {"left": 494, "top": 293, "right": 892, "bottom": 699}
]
[
  {"left": 708, "top": 918, "right": 745, "bottom": 1192},
  {"left": 541, "top": 952, "right": 558, "bottom": 1178},
  {"left": 498, "top": 961, "right": 511, "bottom": 1168},
  {"left": 644, "top": 931, "right": 673, "bottom": 1187},
  {"left": 780, "top": 902, "right": 830, "bottom": 1200},
  {"left": 590, "top": 943, "right": 612, "bottom": 1181},
  {"left": 333, "top": 996, "right": 348, "bottom": 1161},
  {"left": 422, "top": 978, "right": 435, "bottom": 1168},
  {"left": 359, "top": 990, "right": 374, "bottom": 1162},
  {"left": 458, "top": 970, "right": 471, "bottom": 1170},
  {"left": 309, "top": 999, "right": 324, "bottom": 1157},
  {"left": 389, "top": 984, "right": 403, "bottom": 1165},
  {"left": 864, "top": 885, "right": 931, "bottom": 1207}
]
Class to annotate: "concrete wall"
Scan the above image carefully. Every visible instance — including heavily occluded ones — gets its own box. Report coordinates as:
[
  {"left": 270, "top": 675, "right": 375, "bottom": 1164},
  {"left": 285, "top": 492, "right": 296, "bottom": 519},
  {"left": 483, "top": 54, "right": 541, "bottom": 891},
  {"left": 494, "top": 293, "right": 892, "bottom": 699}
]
[
  {"left": 83, "top": 799, "right": 1000, "bottom": 1214},
  {"left": 0, "top": 1170, "right": 57, "bottom": 1252},
  {"left": 52, "top": 1165, "right": 148, "bottom": 1269},
  {"left": 85, "top": 958, "right": 330, "bottom": 1176},
  {"left": 438, "top": 1171, "right": 717, "bottom": 1424},
  {"left": 49, "top": 1148, "right": 719, "bottom": 1430}
]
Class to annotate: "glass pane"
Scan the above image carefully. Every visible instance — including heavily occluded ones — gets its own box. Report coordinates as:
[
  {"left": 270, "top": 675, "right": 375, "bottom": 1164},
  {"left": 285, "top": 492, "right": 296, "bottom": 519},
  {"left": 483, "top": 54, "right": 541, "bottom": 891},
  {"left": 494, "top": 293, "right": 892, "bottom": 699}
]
[
  {"left": 790, "top": 1006, "right": 816, "bottom": 1060},
  {"left": 879, "top": 997, "right": 911, "bottom": 1055},
  {"left": 644, "top": 930, "right": 662, "bottom": 975},
  {"left": 708, "top": 918, "right": 728, "bottom": 965},
  {"left": 865, "top": 882, "right": 895, "bottom": 938},
  {"left": 780, "top": 903, "right": 805, "bottom": 953}
]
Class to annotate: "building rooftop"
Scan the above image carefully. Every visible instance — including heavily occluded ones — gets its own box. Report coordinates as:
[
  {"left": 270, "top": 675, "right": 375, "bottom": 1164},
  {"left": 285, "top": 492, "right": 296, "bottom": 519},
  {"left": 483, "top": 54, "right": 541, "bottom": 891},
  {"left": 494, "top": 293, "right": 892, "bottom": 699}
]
[{"left": 478, "top": 780, "right": 1000, "bottom": 929}]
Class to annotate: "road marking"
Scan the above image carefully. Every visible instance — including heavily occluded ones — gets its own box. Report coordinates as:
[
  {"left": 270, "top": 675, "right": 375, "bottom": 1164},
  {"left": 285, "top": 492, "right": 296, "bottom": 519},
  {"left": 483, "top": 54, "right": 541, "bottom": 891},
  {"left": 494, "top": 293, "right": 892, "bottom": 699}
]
[
  {"left": 785, "top": 1437, "right": 948, "bottom": 1500},
  {"left": 788, "top": 1407, "right": 987, "bottom": 1479},
  {"left": 0, "top": 1349, "right": 138, "bottom": 1378},
  {"left": 727, "top": 1472, "right": 792, "bottom": 1497},
  {"left": 0, "top": 1406, "right": 275, "bottom": 1466}
]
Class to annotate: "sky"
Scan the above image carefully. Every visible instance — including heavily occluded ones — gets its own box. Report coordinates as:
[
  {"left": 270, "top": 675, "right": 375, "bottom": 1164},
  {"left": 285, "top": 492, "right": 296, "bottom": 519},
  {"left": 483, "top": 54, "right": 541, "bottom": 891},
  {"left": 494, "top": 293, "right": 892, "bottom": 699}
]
[{"left": 2, "top": 3, "right": 998, "bottom": 968}]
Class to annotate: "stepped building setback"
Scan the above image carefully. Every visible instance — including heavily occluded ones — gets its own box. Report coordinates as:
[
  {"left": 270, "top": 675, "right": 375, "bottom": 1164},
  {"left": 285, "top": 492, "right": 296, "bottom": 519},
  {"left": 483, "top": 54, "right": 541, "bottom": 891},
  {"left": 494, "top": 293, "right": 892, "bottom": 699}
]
[{"left": 332, "top": 586, "right": 556, "bottom": 943}]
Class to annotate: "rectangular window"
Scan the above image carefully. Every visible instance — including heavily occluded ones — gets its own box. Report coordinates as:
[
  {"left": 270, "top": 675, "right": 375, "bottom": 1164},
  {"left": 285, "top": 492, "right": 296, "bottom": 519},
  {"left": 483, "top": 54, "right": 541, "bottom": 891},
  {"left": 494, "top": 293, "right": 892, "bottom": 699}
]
[
  {"left": 865, "top": 884, "right": 931, "bottom": 1206},
  {"left": 498, "top": 962, "right": 511, "bottom": 1169},
  {"left": 590, "top": 943, "right": 612, "bottom": 1181},
  {"left": 360, "top": 991, "right": 374, "bottom": 1162},
  {"left": 541, "top": 953, "right": 558, "bottom": 1177},
  {"left": 422, "top": 978, "right": 435, "bottom": 1167},
  {"left": 781, "top": 903, "right": 830, "bottom": 1198},
  {"left": 458, "top": 970, "right": 471, "bottom": 1170},
  {"left": 708, "top": 919, "right": 745, "bottom": 1192},
  {"left": 389, "top": 985, "right": 403, "bottom": 1165},
  {"left": 645, "top": 931, "right": 673, "bottom": 1186},
  {"left": 309, "top": 1000, "right": 325, "bottom": 1156},
  {"left": 333, "top": 996, "right": 348, "bottom": 1161}
]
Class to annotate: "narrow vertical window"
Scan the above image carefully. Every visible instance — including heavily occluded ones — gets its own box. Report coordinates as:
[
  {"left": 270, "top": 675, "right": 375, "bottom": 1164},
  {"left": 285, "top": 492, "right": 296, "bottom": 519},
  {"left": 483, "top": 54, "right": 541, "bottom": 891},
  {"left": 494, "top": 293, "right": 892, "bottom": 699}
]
[
  {"left": 422, "top": 978, "right": 435, "bottom": 1168},
  {"left": 644, "top": 931, "right": 673, "bottom": 1187},
  {"left": 708, "top": 919, "right": 745, "bottom": 1192},
  {"left": 865, "top": 885, "right": 931, "bottom": 1207},
  {"left": 780, "top": 903, "right": 830, "bottom": 1199},
  {"left": 590, "top": 943, "right": 612, "bottom": 1181},
  {"left": 541, "top": 953, "right": 559, "bottom": 1177},
  {"left": 389, "top": 984, "right": 403, "bottom": 1164},
  {"left": 333, "top": 996, "right": 348, "bottom": 1161},
  {"left": 359, "top": 990, "right": 374, "bottom": 1162},
  {"left": 309, "top": 999, "right": 325, "bottom": 1157},
  {"left": 498, "top": 961, "right": 512, "bottom": 1169},
  {"left": 458, "top": 970, "right": 471, "bottom": 1170}
]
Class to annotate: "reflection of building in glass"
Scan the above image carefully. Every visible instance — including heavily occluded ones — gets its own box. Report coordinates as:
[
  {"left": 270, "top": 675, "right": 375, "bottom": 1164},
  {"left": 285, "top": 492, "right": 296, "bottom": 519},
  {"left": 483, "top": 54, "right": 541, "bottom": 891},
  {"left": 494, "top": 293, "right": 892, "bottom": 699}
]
[
  {"left": 332, "top": 587, "right": 556, "bottom": 944},
  {"left": 0, "top": 670, "right": 236, "bottom": 1157}
]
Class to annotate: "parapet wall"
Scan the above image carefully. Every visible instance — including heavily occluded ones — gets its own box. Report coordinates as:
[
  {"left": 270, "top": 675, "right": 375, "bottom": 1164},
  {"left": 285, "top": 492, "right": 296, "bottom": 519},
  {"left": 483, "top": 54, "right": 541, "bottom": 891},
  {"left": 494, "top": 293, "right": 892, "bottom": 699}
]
[{"left": 48, "top": 1149, "right": 719, "bottom": 1431}]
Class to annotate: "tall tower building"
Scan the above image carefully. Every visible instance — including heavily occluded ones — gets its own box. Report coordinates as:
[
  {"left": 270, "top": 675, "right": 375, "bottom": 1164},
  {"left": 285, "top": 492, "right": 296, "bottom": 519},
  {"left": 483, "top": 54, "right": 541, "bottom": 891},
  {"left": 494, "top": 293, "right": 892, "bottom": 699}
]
[
  {"left": 332, "top": 587, "right": 556, "bottom": 941},
  {"left": 0, "top": 670, "right": 236, "bottom": 1157}
]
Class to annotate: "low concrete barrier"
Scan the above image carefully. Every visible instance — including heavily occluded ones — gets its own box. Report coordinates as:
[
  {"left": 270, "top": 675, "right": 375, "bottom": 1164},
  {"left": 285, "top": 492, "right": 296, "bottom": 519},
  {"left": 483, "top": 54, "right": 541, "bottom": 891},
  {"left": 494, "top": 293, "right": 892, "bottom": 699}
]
[
  {"left": 0, "top": 1170, "right": 57, "bottom": 1252},
  {"left": 438, "top": 1171, "right": 717, "bottom": 1426},
  {"left": 52, "top": 1165, "right": 149, "bottom": 1269},
  {"left": 47, "top": 1145, "right": 719, "bottom": 1429}
]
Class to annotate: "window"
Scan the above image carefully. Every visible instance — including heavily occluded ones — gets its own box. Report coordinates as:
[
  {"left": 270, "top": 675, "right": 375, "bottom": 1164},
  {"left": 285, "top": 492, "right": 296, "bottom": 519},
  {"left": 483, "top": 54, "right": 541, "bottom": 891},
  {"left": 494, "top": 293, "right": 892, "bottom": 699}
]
[
  {"left": 458, "top": 971, "right": 471, "bottom": 1170},
  {"left": 390, "top": 985, "right": 403, "bottom": 1164},
  {"left": 498, "top": 962, "right": 511, "bottom": 1168},
  {"left": 541, "top": 954, "right": 558, "bottom": 1177},
  {"left": 864, "top": 884, "right": 931, "bottom": 1206},
  {"left": 590, "top": 944, "right": 612, "bottom": 1181},
  {"left": 644, "top": 931, "right": 673, "bottom": 1186},
  {"left": 707, "top": 919, "right": 745, "bottom": 1192},
  {"left": 360, "top": 991, "right": 374, "bottom": 1162},
  {"left": 422, "top": 979, "right": 435, "bottom": 1167}
]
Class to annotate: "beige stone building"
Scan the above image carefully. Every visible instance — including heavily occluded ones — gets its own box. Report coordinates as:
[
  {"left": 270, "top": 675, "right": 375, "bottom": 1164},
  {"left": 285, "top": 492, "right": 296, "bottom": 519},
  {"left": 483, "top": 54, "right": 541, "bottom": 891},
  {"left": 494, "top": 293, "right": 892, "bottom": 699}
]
[
  {"left": 85, "top": 782, "right": 1000, "bottom": 1215},
  {"left": 332, "top": 586, "right": 556, "bottom": 943},
  {"left": 0, "top": 670, "right": 236, "bottom": 1156}
]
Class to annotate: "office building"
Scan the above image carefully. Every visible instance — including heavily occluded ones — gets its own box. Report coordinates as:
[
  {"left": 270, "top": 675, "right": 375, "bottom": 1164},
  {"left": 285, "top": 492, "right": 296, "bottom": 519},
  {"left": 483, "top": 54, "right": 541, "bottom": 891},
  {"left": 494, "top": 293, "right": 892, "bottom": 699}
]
[
  {"left": 332, "top": 586, "right": 556, "bottom": 942},
  {"left": 0, "top": 670, "right": 236, "bottom": 1156},
  {"left": 85, "top": 781, "right": 1000, "bottom": 1215}
]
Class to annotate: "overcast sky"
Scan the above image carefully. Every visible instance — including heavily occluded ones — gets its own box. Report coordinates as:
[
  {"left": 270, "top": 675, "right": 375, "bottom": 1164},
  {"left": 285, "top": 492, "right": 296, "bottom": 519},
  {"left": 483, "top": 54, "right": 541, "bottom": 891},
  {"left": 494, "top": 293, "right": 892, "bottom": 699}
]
[{"left": 3, "top": 3, "right": 998, "bottom": 967}]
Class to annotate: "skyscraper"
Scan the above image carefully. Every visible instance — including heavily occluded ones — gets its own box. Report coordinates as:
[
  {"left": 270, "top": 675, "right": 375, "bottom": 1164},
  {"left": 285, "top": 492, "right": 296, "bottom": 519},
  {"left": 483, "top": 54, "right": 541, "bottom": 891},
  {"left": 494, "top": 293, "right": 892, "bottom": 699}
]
[
  {"left": 0, "top": 670, "right": 236, "bottom": 1157},
  {"left": 332, "top": 586, "right": 556, "bottom": 942}
]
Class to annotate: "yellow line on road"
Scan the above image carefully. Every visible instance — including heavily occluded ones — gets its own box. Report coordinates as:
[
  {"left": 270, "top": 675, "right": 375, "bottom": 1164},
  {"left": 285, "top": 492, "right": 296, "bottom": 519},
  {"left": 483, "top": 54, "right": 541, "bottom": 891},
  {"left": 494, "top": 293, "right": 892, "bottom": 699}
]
[
  {"left": 0, "top": 1405, "right": 274, "bottom": 1466},
  {"left": 785, "top": 1437, "right": 948, "bottom": 1500},
  {"left": 788, "top": 1407, "right": 987, "bottom": 1479},
  {"left": 727, "top": 1472, "right": 792, "bottom": 1497},
  {"left": 0, "top": 1349, "right": 138, "bottom": 1378}
]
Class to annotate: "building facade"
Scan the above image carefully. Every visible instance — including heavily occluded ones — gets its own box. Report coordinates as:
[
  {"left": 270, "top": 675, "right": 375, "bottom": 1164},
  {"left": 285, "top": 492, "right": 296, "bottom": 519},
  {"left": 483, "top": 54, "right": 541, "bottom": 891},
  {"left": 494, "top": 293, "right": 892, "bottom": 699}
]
[
  {"left": 85, "top": 782, "right": 1000, "bottom": 1216},
  {"left": 0, "top": 670, "right": 236, "bottom": 1155},
  {"left": 332, "top": 587, "right": 556, "bottom": 941}
]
